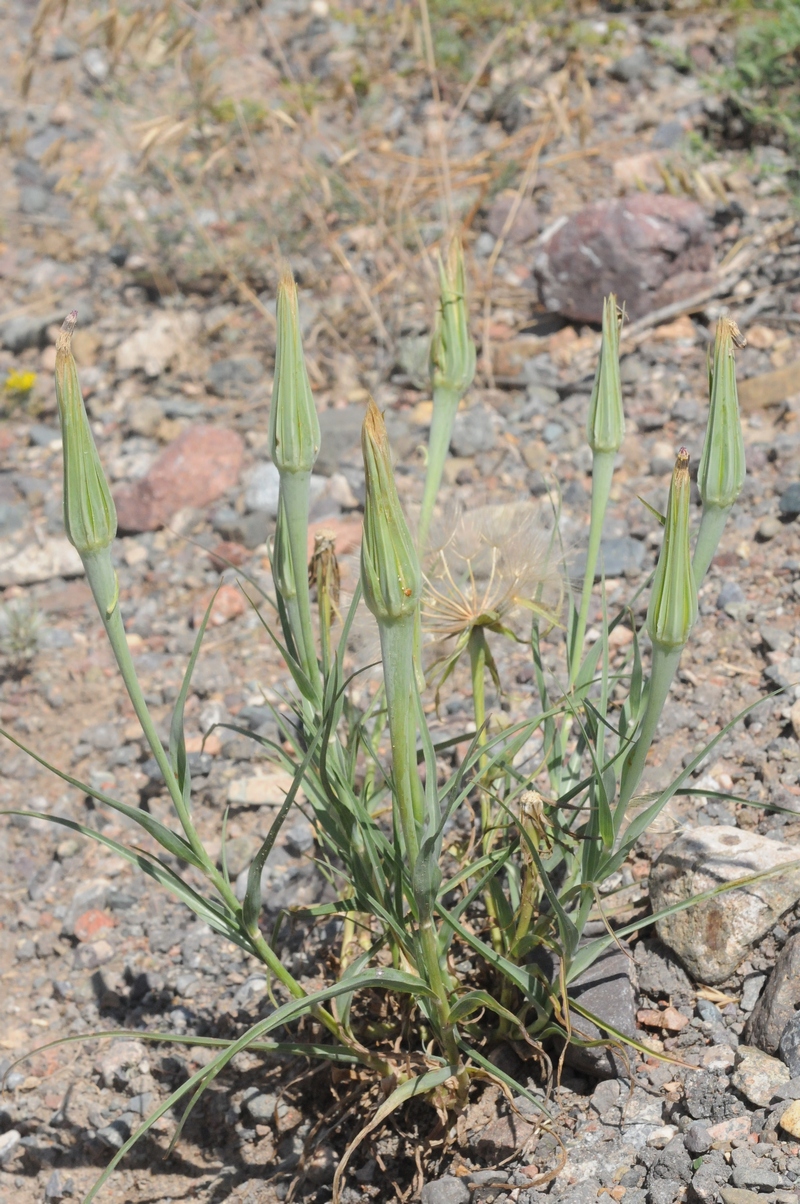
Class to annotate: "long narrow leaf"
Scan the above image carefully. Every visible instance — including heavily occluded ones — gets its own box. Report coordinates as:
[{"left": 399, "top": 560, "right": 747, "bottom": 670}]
[
  {"left": 0, "top": 728, "right": 205, "bottom": 868},
  {"left": 242, "top": 722, "right": 324, "bottom": 935},
  {"left": 170, "top": 587, "right": 219, "bottom": 804},
  {"left": 81, "top": 968, "right": 436, "bottom": 1202}
]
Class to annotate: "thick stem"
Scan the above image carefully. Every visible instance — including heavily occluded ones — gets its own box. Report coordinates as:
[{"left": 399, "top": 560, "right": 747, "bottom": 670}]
[
  {"left": 570, "top": 450, "right": 616, "bottom": 687},
  {"left": 692, "top": 503, "right": 730, "bottom": 588},
  {"left": 379, "top": 617, "right": 421, "bottom": 865},
  {"left": 280, "top": 471, "right": 320, "bottom": 700},
  {"left": 615, "top": 644, "right": 682, "bottom": 832},
  {"left": 418, "top": 918, "right": 460, "bottom": 1071},
  {"left": 417, "top": 385, "right": 460, "bottom": 552}
]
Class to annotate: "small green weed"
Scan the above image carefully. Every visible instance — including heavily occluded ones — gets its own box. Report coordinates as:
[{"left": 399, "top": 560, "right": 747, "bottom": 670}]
[{"left": 727, "top": 0, "right": 800, "bottom": 146}]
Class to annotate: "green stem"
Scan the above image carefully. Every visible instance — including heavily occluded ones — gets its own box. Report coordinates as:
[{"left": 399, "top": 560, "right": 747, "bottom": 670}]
[
  {"left": 280, "top": 471, "right": 320, "bottom": 701},
  {"left": 418, "top": 918, "right": 460, "bottom": 1070},
  {"left": 83, "top": 552, "right": 209, "bottom": 866},
  {"left": 469, "top": 625, "right": 488, "bottom": 777},
  {"left": 615, "top": 644, "right": 682, "bottom": 833},
  {"left": 692, "top": 503, "right": 730, "bottom": 588},
  {"left": 84, "top": 564, "right": 386, "bottom": 1076},
  {"left": 570, "top": 449, "right": 616, "bottom": 688},
  {"left": 418, "top": 385, "right": 460, "bottom": 552},
  {"left": 379, "top": 617, "right": 421, "bottom": 864}
]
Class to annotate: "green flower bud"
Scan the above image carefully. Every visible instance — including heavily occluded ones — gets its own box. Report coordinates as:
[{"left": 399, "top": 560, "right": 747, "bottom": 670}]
[
  {"left": 55, "top": 312, "right": 117, "bottom": 556},
  {"left": 647, "top": 448, "right": 697, "bottom": 652},
  {"left": 698, "top": 315, "right": 746, "bottom": 511},
  {"left": 268, "top": 270, "right": 320, "bottom": 475},
  {"left": 430, "top": 237, "right": 476, "bottom": 400},
  {"left": 586, "top": 294, "right": 625, "bottom": 455},
  {"left": 361, "top": 399, "right": 421, "bottom": 625}
]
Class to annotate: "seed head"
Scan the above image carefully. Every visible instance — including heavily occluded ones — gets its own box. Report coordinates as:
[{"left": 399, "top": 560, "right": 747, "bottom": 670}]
[
  {"left": 269, "top": 270, "right": 320, "bottom": 475},
  {"left": 586, "top": 294, "right": 625, "bottom": 455},
  {"left": 647, "top": 449, "right": 697, "bottom": 652},
  {"left": 360, "top": 399, "right": 421, "bottom": 625},
  {"left": 55, "top": 313, "right": 117, "bottom": 556},
  {"left": 429, "top": 236, "right": 476, "bottom": 400},
  {"left": 423, "top": 502, "right": 562, "bottom": 641},
  {"left": 698, "top": 315, "right": 746, "bottom": 511}
]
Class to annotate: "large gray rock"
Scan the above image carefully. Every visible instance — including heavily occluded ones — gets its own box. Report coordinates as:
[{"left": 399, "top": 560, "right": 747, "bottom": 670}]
[
  {"left": 420, "top": 1176, "right": 470, "bottom": 1204},
  {"left": 649, "top": 827, "right": 800, "bottom": 984},
  {"left": 780, "top": 1012, "right": 800, "bottom": 1076},
  {"left": 745, "top": 934, "right": 800, "bottom": 1054},
  {"left": 0, "top": 312, "right": 62, "bottom": 352},
  {"left": 565, "top": 943, "right": 638, "bottom": 1078},
  {"left": 534, "top": 194, "right": 712, "bottom": 324}
]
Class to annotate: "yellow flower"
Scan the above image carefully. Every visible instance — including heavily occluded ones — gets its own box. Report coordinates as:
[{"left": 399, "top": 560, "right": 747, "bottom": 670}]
[{"left": 4, "top": 369, "right": 37, "bottom": 396}]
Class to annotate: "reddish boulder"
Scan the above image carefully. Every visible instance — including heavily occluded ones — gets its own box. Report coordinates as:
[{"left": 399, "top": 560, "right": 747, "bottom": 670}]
[
  {"left": 115, "top": 424, "right": 244, "bottom": 533},
  {"left": 534, "top": 194, "right": 713, "bottom": 323}
]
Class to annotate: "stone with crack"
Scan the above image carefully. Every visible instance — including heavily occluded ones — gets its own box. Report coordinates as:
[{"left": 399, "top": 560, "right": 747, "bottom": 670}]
[{"left": 649, "top": 827, "right": 800, "bottom": 984}]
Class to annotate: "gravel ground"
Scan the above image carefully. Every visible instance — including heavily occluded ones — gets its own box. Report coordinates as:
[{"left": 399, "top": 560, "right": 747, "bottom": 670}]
[{"left": 3, "top": 2, "right": 800, "bottom": 1202}]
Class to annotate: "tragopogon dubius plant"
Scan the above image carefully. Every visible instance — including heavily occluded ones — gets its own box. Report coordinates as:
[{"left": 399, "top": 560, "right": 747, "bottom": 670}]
[{"left": 4, "top": 271, "right": 793, "bottom": 1204}]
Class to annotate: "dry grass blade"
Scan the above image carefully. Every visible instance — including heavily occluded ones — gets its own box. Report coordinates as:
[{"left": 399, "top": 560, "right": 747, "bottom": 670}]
[{"left": 481, "top": 126, "right": 550, "bottom": 386}]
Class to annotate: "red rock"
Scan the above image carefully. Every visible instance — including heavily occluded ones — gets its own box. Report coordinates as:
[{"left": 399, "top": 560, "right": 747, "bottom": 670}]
[
  {"left": 73, "top": 909, "right": 115, "bottom": 942},
  {"left": 114, "top": 424, "right": 244, "bottom": 532},
  {"left": 192, "top": 583, "right": 246, "bottom": 628},
  {"left": 706, "top": 1115, "right": 751, "bottom": 1143},
  {"left": 306, "top": 516, "right": 362, "bottom": 559},
  {"left": 533, "top": 194, "right": 713, "bottom": 323},
  {"left": 207, "top": 541, "right": 249, "bottom": 571}
]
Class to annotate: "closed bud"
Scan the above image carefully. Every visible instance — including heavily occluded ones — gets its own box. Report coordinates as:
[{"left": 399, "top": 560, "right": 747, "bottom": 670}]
[
  {"left": 586, "top": 295, "right": 625, "bottom": 455},
  {"left": 430, "top": 237, "right": 476, "bottom": 400},
  {"left": 361, "top": 399, "right": 421, "bottom": 625},
  {"left": 269, "top": 270, "right": 320, "bottom": 474},
  {"left": 698, "top": 315, "right": 746, "bottom": 511},
  {"left": 647, "top": 449, "right": 697, "bottom": 652},
  {"left": 55, "top": 313, "right": 117, "bottom": 555}
]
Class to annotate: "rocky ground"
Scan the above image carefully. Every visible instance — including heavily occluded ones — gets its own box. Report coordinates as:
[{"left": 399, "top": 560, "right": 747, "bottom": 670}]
[{"left": 3, "top": 1, "right": 800, "bottom": 1202}]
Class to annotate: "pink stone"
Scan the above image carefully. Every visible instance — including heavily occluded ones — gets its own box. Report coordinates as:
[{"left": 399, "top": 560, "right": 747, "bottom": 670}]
[
  {"left": 534, "top": 194, "right": 713, "bottom": 323},
  {"left": 114, "top": 424, "right": 244, "bottom": 532},
  {"left": 706, "top": 1116, "right": 751, "bottom": 1143}
]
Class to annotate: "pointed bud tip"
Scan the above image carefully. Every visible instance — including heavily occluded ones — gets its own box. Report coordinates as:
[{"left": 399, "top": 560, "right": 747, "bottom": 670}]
[
  {"left": 278, "top": 266, "right": 296, "bottom": 293},
  {"left": 363, "top": 396, "right": 386, "bottom": 442},
  {"left": 57, "top": 312, "right": 78, "bottom": 355},
  {"left": 719, "top": 314, "right": 746, "bottom": 350}
]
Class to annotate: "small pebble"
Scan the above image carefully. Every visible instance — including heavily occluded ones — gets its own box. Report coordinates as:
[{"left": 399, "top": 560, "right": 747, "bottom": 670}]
[
  {"left": 647, "top": 1125, "right": 678, "bottom": 1149},
  {"left": 757, "top": 516, "right": 782, "bottom": 541},
  {"left": 684, "top": 1122, "right": 712, "bottom": 1155}
]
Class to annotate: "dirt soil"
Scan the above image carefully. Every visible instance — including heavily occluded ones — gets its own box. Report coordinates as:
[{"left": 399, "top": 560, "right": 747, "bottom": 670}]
[{"left": 2, "top": 1, "right": 800, "bottom": 1203}]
